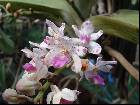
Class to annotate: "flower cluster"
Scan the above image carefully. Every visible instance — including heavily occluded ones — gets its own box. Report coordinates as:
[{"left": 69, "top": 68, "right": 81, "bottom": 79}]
[{"left": 2, "top": 19, "right": 117, "bottom": 104}]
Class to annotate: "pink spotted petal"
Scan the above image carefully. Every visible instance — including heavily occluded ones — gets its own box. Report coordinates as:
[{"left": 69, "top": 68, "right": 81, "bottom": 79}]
[
  {"left": 51, "top": 54, "right": 70, "bottom": 68},
  {"left": 80, "top": 20, "right": 94, "bottom": 35},
  {"left": 80, "top": 35, "right": 91, "bottom": 43},
  {"left": 88, "top": 41, "right": 102, "bottom": 55},
  {"left": 23, "top": 63, "right": 37, "bottom": 73}
]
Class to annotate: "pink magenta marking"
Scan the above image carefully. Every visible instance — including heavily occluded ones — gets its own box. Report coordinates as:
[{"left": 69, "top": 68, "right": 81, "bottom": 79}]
[
  {"left": 23, "top": 63, "right": 37, "bottom": 73},
  {"left": 60, "top": 98, "right": 73, "bottom": 104},
  {"left": 80, "top": 35, "right": 91, "bottom": 43}
]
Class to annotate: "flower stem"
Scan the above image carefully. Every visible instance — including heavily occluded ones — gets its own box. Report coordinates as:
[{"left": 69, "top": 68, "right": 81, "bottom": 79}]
[
  {"left": 34, "top": 67, "right": 66, "bottom": 104},
  {"left": 34, "top": 81, "right": 50, "bottom": 104},
  {"left": 104, "top": 46, "right": 139, "bottom": 81},
  {"left": 12, "top": 54, "right": 24, "bottom": 89}
]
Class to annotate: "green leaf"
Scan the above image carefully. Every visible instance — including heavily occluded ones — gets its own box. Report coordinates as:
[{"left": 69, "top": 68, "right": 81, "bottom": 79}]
[
  {"left": 0, "top": 63, "right": 6, "bottom": 87},
  {"left": 111, "top": 9, "right": 139, "bottom": 27},
  {"left": 90, "top": 9, "right": 139, "bottom": 44},
  {"left": 0, "top": 0, "right": 82, "bottom": 25},
  {"left": 0, "top": 29, "right": 15, "bottom": 54},
  {"left": 73, "top": 0, "right": 95, "bottom": 19},
  {"left": 27, "top": 24, "right": 43, "bottom": 43}
]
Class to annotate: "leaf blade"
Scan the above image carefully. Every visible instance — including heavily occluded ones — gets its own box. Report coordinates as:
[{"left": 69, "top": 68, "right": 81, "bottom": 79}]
[{"left": 90, "top": 9, "right": 139, "bottom": 44}]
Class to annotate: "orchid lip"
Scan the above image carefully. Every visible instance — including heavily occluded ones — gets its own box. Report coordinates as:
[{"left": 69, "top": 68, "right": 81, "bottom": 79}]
[
  {"left": 80, "top": 35, "right": 91, "bottom": 43},
  {"left": 60, "top": 98, "right": 73, "bottom": 104},
  {"left": 23, "top": 63, "right": 37, "bottom": 73},
  {"left": 51, "top": 54, "right": 70, "bottom": 68}
]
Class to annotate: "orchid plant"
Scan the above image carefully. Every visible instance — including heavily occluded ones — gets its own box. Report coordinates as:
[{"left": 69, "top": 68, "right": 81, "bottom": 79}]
[{"left": 2, "top": 19, "right": 117, "bottom": 104}]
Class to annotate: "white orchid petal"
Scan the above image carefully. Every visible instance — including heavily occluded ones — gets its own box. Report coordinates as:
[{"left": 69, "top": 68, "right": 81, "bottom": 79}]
[
  {"left": 90, "top": 30, "right": 103, "bottom": 41},
  {"left": 29, "top": 41, "right": 40, "bottom": 48},
  {"left": 50, "top": 85, "right": 60, "bottom": 93},
  {"left": 36, "top": 65, "right": 48, "bottom": 81},
  {"left": 70, "top": 38, "right": 83, "bottom": 45},
  {"left": 61, "top": 88, "right": 78, "bottom": 102},
  {"left": 33, "top": 48, "right": 46, "bottom": 58},
  {"left": 52, "top": 92, "right": 62, "bottom": 104},
  {"left": 80, "top": 20, "right": 94, "bottom": 35},
  {"left": 72, "top": 25, "right": 80, "bottom": 37},
  {"left": 21, "top": 71, "right": 36, "bottom": 80},
  {"left": 21, "top": 48, "right": 33, "bottom": 58},
  {"left": 33, "top": 57, "right": 43, "bottom": 70},
  {"left": 95, "top": 57, "right": 117, "bottom": 71},
  {"left": 59, "top": 23, "right": 65, "bottom": 36},
  {"left": 99, "top": 65, "right": 113, "bottom": 72},
  {"left": 96, "top": 60, "right": 117, "bottom": 68},
  {"left": 96, "top": 57, "right": 103, "bottom": 63},
  {"left": 48, "top": 27, "right": 56, "bottom": 36},
  {"left": 46, "top": 92, "right": 55, "bottom": 104},
  {"left": 75, "top": 46, "right": 87, "bottom": 57},
  {"left": 47, "top": 85, "right": 79, "bottom": 104},
  {"left": 88, "top": 42, "right": 102, "bottom": 55},
  {"left": 40, "top": 42, "right": 49, "bottom": 49},
  {"left": 71, "top": 54, "right": 82, "bottom": 73},
  {"left": 46, "top": 19, "right": 59, "bottom": 34},
  {"left": 29, "top": 41, "right": 48, "bottom": 51}
]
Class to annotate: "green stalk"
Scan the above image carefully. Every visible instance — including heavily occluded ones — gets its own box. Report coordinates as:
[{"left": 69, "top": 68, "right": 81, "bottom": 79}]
[{"left": 34, "top": 67, "right": 66, "bottom": 104}]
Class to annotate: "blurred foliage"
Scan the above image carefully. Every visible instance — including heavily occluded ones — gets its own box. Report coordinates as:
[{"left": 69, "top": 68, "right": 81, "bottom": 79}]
[
  {"left": 90, "top": 9, "right": 139, "bottom": 44},
  {"left": 0, "top": 29, "right": 15, "bottom": 54},
  {"left": 0, "top": 63, "right": 6, "bottom": 89},
  {"left": 0, "top": 0, "right": 139, "bottom": 104},
  {"left": 128, "top": 75, "right": 139, "bottom": 104},
  {"left": 72, "top": 0, "right": 95, "bottom": 20},
  {"left": 0, "top": 0, "right": 82, "bottom": 36}
]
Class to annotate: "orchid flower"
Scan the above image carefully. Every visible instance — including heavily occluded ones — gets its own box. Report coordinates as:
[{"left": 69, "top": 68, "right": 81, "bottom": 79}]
[
  {"left": 72, "top": 20, "right": 103, "bottom": 55},
  {"left": 17, "top": 47, "right": 53, "bottom": 96},
  {"left": 44, "top": 19, "right": 88, "bottom": 71},
  {"left": 46, "top": 19, "right": 65, "bottom": 37},
  {"left": 29, "top": 19, "right": 88, "bottom": 73},
  {"left": 80, "top": 57, "right": 117, "bottom": 85},
  {"left": 21, "top": 48, "right": 47, "bottom": 72},
  {"left": 16, "top": 64, "right": 52, "bottom": 96},
  {"left": 46, "top": 85, "right": 80, "bottom": 104},
  {"left": 92, "top": 57, "right": 117, "bottom": 72},
  {"left": 21, "top": 47, "right": 53, "bottom": 79}
]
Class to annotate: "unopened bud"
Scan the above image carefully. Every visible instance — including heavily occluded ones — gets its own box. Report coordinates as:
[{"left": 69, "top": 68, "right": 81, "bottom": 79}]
[
  {"left": 13, "top": 12, "right": 19, "bottom": 18},
  {"left": 6, "top": 3, "right": 11, "bottom": 11},
  {"left": 14, "top": 9, "right": 23, "bottom": 17},
  {"left": 2, "top": 88, "right": 32, "bottom": 104},
  {"left": 16, "top": 79, "right": 42, "bottom": 96}
]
